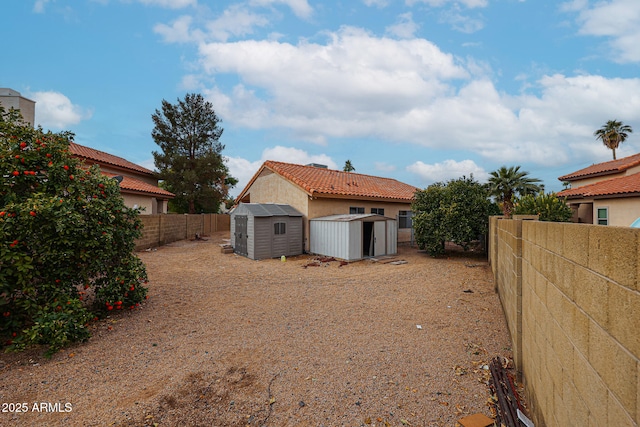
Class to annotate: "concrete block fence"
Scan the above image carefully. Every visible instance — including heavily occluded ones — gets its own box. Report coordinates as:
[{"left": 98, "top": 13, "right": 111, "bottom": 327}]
[
  {"left": 489, "top": 217, "right": 639, "bottom": 427},
  {"left": 135, "top": 214, "right": 230, "bottom": 250}
]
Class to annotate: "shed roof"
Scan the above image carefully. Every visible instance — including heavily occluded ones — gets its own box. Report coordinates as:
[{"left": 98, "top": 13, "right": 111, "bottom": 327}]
[{"left": 234, "top": 203, "right": 303, "bottom": 217}]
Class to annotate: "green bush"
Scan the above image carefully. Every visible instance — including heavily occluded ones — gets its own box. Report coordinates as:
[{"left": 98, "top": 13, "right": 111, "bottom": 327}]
[
  {"left": 0, "top": 108, "right": 148, "bottom": 357},
  {"left": 513, "top": 192, "right": 573, "bottom": 222}
]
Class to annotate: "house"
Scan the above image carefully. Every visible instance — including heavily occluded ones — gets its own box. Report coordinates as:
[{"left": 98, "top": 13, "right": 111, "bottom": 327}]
[
  {"left": 236, "top": 160, "right": 418, "bottom": 251},
  {"left": 69, "top": 142, "right": 174, "bottom": 214},
  {"left": 0, "top": 88, "right": 35, "bottom": 126},
  {"left": 0, "top": 87, "right": 173, "bottom": 214},
  {"left": 557, "top": 153, "right": 640, "bottom": 226}
]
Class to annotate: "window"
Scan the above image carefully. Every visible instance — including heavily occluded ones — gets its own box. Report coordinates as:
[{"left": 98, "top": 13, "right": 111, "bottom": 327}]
[
  {"left": 597, "top": 207, "right": 608, "bottom": 225},
  {"left": 349, "top": 207, "right": 364, "bottom": 214},
  {"left": 371, "top": 208, "right": 385, "bottom": 215},
  {"left": 398, "top": 210, "right": 412, "bottom": 229},
  {"left": 274, "top": 222, "right": 286, "bottom": 235}
]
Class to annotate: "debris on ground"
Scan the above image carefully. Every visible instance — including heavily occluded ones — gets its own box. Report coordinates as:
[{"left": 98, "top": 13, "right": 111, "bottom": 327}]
[
  {"left": 488, "top": 356, "right": 531, "bottom": 427},
  {"left": 456, "top": 412, "right": 494, "bottom": 427},
  {"left": 219, "top": 244, "right": 233, "bottom": 254},
  {"left": 302, "top": 256, "right": 340, "bottom": 268}
]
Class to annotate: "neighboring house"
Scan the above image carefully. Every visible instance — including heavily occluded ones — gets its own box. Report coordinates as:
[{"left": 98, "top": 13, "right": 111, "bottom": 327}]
[
  {"left": 0, "top": 87, "right": 173, "bottom": 214},
  {"left": 236, "top": 160, "right": 419, "bottom": 251},
  {"left": 557, "top": 153, "right": 640, "bottom": 226},
  {"left": 69, "top": 142, "right": 174, "bottom": 214},
  {"left": 0, "top": 88, "right": 35, "bottom": 126}
]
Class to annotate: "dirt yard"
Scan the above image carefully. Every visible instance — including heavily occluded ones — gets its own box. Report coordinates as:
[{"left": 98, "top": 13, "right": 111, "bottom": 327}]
[{"left": 0, "top": 231, "right": 513, "bottom": 427}]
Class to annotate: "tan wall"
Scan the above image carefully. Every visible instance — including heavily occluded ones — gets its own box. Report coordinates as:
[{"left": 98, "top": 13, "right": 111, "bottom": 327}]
[
  {"left": 490, "top": 218, "right": 639, "bottom": 426},
  {"left": 136, "top": 214, "right": 230, "bottom": 250},
  {"left": 123, "top": 194, "right": 154, "bottom": 214},
  {"left": 594, "top": 198, "right": 640, "bottom": 227}
]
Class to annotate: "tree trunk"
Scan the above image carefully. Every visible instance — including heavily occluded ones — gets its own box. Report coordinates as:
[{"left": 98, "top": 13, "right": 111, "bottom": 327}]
[{"left": 188, "top": 199, "right": 196, "bottom": 214}]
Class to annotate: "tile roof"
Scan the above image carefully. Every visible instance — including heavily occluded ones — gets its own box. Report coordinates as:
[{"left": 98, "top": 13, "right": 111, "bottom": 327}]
[
  {"left": 102, "top": 172, "right": 175, "bottom": 198},
  {"left": 557, "top": 172, "right": 640, "bottom": 199},
  {"left": 239, "top": 160, "right": 419, "bottom": 202},
  {"left": 69, "top": 142, "right": 154, "bottom": 175},
  {"left": 558, "top": 153, "right": 640, "bottom": 181}
]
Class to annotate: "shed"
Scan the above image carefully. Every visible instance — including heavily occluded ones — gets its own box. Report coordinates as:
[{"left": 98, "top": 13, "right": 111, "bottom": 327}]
[
  {"left": 309, "top": 214, "right": 397, "bottom": 261},
  {"left": 230, "top": 203, "right": 303, "bottom": 260}
]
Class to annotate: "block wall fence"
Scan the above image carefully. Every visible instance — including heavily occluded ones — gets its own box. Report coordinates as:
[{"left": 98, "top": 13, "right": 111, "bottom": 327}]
[
  {"left": 489, "top": 217, "right": 639, "bottom": 427},
  {"left": 135, "top": 214, "right": 230, "bottom": 250}
]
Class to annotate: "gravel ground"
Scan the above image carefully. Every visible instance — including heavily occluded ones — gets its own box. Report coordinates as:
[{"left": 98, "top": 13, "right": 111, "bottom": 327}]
[{"left": 0, "top": 231, "right": 513, "bottom": 427}]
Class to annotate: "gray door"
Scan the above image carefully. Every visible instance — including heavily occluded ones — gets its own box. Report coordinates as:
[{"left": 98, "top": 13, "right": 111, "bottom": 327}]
[{"left": 234, "top": 215, "right": 248, "bottom": 256}]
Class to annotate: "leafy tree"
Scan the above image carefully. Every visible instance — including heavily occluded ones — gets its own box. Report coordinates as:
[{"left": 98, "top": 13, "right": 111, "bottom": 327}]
[
  {"left": 594, "top": 119, "right": 633, "bottom": 160},
  {"left": 343, "top": 160, "right": 355, "bottom": 172},
  {"left": 0, "top": 107, "right": 148, "bottom": 357},
  {"left": 412, "top": 176, "right": 499, "bottom": 257},
  {"left": 152, "top": 93, "right": 236, "bottom": 214},
  {"left": 487, "top": 166, "right": 542, "bottom": 217},
  {"left": 514, "top": 192, "right": 573, "bottom": 222}
]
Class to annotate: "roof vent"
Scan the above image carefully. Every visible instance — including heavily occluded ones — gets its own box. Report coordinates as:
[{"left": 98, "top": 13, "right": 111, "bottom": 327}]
[{"left": 306, "top": 163, "right": 328, "bottom": 168}]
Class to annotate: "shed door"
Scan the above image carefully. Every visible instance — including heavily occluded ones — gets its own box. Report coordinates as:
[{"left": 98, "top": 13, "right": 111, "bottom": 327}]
[
  {"left": 374, "top": 221, "right": 386, "bottom": 256},
  {"left": 234, "top": 215, "right": 248, "bottom": 256}
]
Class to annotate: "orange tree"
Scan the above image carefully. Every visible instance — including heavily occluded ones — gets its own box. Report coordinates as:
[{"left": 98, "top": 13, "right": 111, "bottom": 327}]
[{"left": 0, "top": 108, "right": 148, "bottom": 357}]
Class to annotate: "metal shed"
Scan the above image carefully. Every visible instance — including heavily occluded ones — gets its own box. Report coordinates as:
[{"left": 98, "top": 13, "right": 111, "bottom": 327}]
[
  {"left": 230, "top": 203, "right": 303, "bottom": 260},
  {"left": 309, "top": 214, "right": 397, "bottom": 261}
]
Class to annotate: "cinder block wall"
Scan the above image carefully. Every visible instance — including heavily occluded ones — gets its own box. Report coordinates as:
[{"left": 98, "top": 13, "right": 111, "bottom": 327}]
[
  {"left": 136, "top": 214, "right": 230, "bottom": 250},
  {"left": 491, "top": 218, "right": 639, "bottom": 427}
]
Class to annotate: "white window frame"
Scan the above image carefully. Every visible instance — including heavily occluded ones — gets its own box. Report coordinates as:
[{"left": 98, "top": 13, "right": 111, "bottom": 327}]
[{"left": 596, "top": 207, "right": 608, "bottom": 225}]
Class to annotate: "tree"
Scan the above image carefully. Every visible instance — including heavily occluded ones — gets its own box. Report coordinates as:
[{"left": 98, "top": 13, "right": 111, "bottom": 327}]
[
  {"left": 152, "top": 93, "right": 235, "bottom": 214},
  {"left": 594, "top": 120, "right": 633, "bottom": 160},
  {"left": 514, "top": 192, "right": 573, "bottom": 222},
  {"left": 412, "top": 176, "right": 500, "bottom": 256},
  {"left": 487, "top": 166, "right": 542, "bottom": 217},
  {"left": 0, "top": 107, "right": 148, "bottom": 357},
  {"left": 343, "top": 160, "right": 355, "bottom": 172}
]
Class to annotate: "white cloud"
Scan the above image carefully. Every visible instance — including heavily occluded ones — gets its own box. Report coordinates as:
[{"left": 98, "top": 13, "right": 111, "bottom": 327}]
[
  {"left": 30, "top": 91, "right": 92, "bottom": 130},
  {"left": 154, "top": 15, "right": 197, "bottom": 43},
  {"left": 406, "top": 0, "right": 488, "bottom": 9},
  {"left": 407, "top": 159, "right": 489, "bottom": 185},
  {"left": 249, "top": 0, "right": 313, "bottom": 19},
  {"left": 568, "top": 0, "right": 640, "bottom": 63},
  {"left": 189, "top": 25, "right": 640, "bottom": 169},
  {"left": 385, "top": 13, "right": 419, "bottom": 39},
  {"left": 363, "top": 0, "right": 389, "bottom": 7},
  {"left": 137, "top": 0, "right": 196, "bottom": 8},
  {"left": 439, "top": 9, "right": 484, "bottom": 33},
  {"left": 226, "top": 146, "right": 337, "bottom": 197},
  {"left": 205, "top": 5, "right": 270, "bottom": 42},
  {"left": 33, "top": 0, "right": 52, "bottom": 13}
]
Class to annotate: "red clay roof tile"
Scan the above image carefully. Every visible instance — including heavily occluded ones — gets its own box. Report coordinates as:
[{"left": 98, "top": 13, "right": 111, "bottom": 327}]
[
  {"left": 69, "top": 142, "right": 154, "bottom": 175},
  {"left": 558, "top": 153, "right": 640, "bottom": 181},
  {"left": 558, "top": 172, "right": 640, "bottom": 199},
  {"left": 101, "top": 172, "right": 175, "bottom": 198},
  {"left": 239, "top": 160, "right": 419, "bottom": 202}
]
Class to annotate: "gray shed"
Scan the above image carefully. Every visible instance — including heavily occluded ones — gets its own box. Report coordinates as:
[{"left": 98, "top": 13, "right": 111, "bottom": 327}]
[
  {"left": 309, "top": 214, "right": 397, "bottom": 261},
  {"left": 230, "top": 203, "right": 303, "bottom": 260}
]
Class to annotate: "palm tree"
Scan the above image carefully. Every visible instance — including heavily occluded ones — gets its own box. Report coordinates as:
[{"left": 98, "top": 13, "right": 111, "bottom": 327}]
[
  {"left": 594, "top": 120, "right": 633, "bottom": 160},
  {"left": 488, "top": 166, "right": 542, "bottom": 217},
  {"left": 343, "top": 160, "right": 355, "bottom": 172}
]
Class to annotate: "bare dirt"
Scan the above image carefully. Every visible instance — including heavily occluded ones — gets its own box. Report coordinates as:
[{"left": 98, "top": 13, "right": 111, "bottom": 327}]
[{"left": 0, "top": 231, "right": 513, "bottom": 427}]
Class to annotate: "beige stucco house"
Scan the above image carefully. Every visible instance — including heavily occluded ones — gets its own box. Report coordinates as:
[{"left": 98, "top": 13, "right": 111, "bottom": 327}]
[
  {"left": 236, "top": 161, "right": 419, "bottom": 251},
  {"left": 69, "top": 142, "right": 174, "bottom": 214},
  {"left": 558, "top": 153, "right": 640, "bottom": 226}
]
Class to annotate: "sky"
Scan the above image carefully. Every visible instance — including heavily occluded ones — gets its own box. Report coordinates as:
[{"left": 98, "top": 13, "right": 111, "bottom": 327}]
[{"left": 2, "top": 0, "right": 640, "bottom": 197}]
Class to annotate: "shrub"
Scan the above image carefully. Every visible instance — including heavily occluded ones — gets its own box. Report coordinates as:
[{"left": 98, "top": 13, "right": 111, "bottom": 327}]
[
  {"left": 513, "top": 192, "right": 573, "bottom": 222},
  {"left": 0, "top": 108, "right": 148, "bottom": 357}
]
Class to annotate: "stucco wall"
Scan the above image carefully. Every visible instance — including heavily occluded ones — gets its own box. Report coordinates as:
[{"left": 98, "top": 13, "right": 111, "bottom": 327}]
[
  {"left": 593, "top": 198, "right": 640, "bottom": 227},
  {"left": 490, "top": 218, "right": 639, "bottom": 426}
]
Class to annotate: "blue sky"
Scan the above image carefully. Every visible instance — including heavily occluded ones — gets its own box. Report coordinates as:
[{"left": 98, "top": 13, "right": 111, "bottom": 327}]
[{"left": 3, "top": 0, "right": 640, "bottom": 196}]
